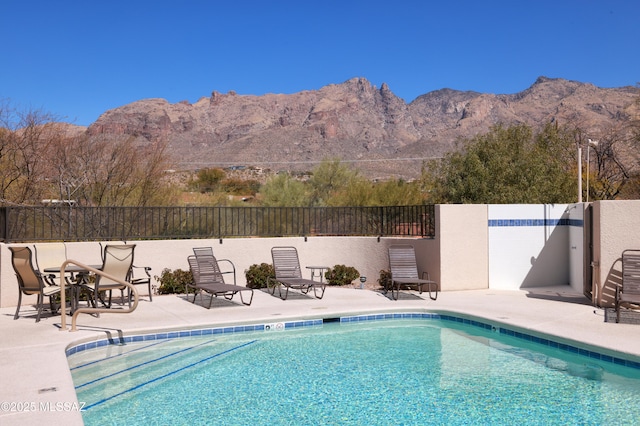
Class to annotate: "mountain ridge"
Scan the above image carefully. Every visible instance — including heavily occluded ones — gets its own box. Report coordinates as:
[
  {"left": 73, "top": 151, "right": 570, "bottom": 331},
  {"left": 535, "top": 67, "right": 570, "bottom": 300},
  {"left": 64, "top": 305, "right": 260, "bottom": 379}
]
[{"left": 81, "top": 76, "right": 639, "bottom": 178}]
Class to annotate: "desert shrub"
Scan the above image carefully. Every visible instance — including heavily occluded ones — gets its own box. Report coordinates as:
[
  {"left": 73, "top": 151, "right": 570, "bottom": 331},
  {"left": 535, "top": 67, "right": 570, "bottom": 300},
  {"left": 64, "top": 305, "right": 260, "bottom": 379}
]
[
  {"left": 191, "top": 167, "right": 226, "bottom": 192},
  {"left": 222, "top": 178, "right": 261, "bottom": 195},
  {"left": 325, "top": 264, "right": 360, "bottom": 286},
  {"left": 155, "top": 268, "right": 192, "bottom": 294},
  {"left": 245, "top": 263, "right": 275, "bottom": 289}
]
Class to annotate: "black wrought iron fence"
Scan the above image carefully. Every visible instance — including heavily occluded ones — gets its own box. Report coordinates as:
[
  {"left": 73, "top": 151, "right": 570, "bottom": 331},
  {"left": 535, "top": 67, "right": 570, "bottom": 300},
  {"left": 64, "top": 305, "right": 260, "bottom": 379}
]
[{"left": 0, "top": 205, "right": 435, "bottom": 243}]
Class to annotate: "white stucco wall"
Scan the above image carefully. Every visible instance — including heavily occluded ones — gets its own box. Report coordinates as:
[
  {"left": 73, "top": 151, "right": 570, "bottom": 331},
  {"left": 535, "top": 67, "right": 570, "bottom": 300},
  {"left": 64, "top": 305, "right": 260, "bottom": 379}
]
[
  {"left": 568, "top": 203, "right": 586, "bottom": 294},
  {"left": 488, "top": 204, "right": 571, "bottom": 290}
]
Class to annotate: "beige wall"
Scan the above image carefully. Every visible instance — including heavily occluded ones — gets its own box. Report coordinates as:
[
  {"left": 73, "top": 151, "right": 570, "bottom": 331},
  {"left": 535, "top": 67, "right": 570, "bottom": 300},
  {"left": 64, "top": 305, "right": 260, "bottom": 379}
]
[
  {"left": 437, "top": 204, "right": 489, "bottom": 290},
  {"left": 1, "top": 236, "right": 443, "bottom": 308},
  {"left": 9, "top": 200, "right": 609, "bottom": 309},
  {"left": 591, "top": 200, "right": 640, "bottom": 307}
]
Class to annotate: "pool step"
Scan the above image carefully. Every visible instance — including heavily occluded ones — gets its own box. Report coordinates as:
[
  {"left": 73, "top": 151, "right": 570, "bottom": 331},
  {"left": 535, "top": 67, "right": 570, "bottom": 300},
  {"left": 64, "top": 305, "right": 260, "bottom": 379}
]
[{"left": 71, "top": 337, "right": 258, "bottom": 410}]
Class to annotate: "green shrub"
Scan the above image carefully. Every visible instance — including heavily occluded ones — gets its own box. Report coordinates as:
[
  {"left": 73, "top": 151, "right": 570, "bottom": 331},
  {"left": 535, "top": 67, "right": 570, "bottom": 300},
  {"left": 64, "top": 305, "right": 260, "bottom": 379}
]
[
  {"left": 155, "top": 268, "right": 192, "bottom": 294},
  {"left": 245, "top": 263, "right": 275, "bottom": 289},
  {"left": 325, "top": 264, "right": 360, "bottom": 286}
]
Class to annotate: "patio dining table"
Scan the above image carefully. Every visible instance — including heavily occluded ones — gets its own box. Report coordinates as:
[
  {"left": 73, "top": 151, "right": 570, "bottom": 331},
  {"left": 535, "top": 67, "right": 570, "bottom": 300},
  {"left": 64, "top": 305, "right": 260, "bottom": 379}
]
[{"left": 43, "top": 264, "right": 102, "bottom": 313}]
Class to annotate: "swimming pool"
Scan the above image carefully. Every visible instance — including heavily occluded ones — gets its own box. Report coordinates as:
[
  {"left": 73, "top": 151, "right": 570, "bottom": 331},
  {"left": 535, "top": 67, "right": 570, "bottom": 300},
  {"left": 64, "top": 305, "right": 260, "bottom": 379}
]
[{"left": 68, "top": 314, "right": 640, "bottom": 425}]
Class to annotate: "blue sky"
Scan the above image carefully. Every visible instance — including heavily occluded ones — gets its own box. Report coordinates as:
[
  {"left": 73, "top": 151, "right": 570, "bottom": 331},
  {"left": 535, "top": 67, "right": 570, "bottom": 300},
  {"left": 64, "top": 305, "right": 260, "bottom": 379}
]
[{"left": 2, "top": 0, "right": 638, "bottom": 126}]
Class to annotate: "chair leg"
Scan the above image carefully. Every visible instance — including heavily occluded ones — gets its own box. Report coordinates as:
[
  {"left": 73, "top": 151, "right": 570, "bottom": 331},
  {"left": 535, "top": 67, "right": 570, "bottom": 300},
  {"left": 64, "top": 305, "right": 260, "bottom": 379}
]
[
  {"left": 390, "top": 281, "right": 400, "bottom": 300},
  {"left": 313, "top": 284, "right": 326, "bottom": 299},
  {"left": 428, "top": 282, "right": 438, "bottom": 301},
  {"left": 268, "top": 281, "right": 277, "bottom": 296},
  {"left": 280, "top": 285, "right": 289, "bottom": 300},
  {"left": 35, "top": 292, "right": 44, "bottom": 322},
  {"left": 14, "top": 292, "right": 23, "bottom": 320},
  {"left": 239, "top": 289, "right": 254, "bottom": 306}
]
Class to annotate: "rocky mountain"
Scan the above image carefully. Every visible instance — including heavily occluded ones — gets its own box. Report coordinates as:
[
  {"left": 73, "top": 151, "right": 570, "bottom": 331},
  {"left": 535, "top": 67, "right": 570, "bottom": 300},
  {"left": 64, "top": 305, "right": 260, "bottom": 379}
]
[{"left": 85, "top": 76, "right": 639, "bottom": 179}]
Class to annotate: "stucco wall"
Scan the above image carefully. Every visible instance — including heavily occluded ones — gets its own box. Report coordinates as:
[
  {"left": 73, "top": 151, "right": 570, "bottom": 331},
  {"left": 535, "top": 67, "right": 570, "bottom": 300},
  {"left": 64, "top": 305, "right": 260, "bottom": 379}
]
[
  {"left": 6, "top": 201, "right": 614, "bottom": 309},
  {"left": 487, "top": 204, "right": 571, "bottom": 290},
  {"left": 1, "top": 236, "right": 440, "bottom": 308},
  {"left": 591, "top": 200, "right": 640, "bottom": 307},
  {"left": 437, "top": 204, "right": 489, "bottom": 290}
]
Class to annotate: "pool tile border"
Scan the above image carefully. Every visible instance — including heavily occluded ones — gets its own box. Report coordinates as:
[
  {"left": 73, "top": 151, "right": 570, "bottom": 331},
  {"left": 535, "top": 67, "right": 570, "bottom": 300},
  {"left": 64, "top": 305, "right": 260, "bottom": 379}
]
[{"left": 66, "top": 312, "right": 640, "bottom": 370}]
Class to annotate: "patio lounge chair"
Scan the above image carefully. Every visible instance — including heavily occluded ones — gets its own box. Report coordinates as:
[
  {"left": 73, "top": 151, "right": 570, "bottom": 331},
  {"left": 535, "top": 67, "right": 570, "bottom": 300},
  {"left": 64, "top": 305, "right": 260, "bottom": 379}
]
[
  {"left": 9, "top": 246, "right": 69, "bottom": 322},
  {"left": 187, "top": 254, "right": 253, "bottom": 308},
  {"left": 270, "top": 246, "right": 326, "bottom": 300},
  {"left": 616, "top": 249, "right": 640, "bottom": 323},
  {"left": 193, "top": 247, "right": 214, "bottom": 258},
  {"left": 386, "top": 244, "right": 438, "bottom": 301}
]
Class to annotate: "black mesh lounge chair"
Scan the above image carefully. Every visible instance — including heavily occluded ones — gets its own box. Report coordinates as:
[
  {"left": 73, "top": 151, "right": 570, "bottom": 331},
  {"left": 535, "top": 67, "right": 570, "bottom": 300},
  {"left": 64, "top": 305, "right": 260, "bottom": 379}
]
[
  {"left": 187, "top": 254, "right": 253, "bottom": 308},
  {"left": 270, "top": 246, "right": 326, "bottom": 300},
  {"left": 9, "top": 246, "right": 69, "bottom": 322},
  {"left": 386, "top": 244, "right": 438, "bottom": 301},
  {"left": 616, "top": 249, "right": 640, "bottom": 323}
]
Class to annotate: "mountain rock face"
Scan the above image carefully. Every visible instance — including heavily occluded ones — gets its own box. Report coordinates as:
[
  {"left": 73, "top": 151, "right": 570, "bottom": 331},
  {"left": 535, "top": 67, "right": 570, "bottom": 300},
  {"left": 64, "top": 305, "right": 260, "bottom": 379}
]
[{"left": 86, "top": 76, "right": 639, "bottom": 178}]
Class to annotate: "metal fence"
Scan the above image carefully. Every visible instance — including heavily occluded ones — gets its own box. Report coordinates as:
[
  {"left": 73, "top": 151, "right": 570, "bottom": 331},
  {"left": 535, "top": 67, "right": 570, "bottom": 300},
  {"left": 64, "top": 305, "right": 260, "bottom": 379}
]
[{"left": 0, "top": 205, "right": 435, "bottom": 243}]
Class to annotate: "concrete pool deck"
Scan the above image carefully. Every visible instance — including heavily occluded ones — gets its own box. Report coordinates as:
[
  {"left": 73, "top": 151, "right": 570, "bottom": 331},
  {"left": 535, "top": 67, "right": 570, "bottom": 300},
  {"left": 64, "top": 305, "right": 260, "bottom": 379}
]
[{"left": 1, "top": 285, "right": 639, "bottom": 425}]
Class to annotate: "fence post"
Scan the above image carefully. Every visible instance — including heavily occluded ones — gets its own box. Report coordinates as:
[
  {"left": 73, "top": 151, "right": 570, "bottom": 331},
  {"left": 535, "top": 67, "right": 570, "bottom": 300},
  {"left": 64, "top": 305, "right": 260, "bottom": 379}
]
[{"left": 0, "top": 207, "right": 7, "bottom": 243}]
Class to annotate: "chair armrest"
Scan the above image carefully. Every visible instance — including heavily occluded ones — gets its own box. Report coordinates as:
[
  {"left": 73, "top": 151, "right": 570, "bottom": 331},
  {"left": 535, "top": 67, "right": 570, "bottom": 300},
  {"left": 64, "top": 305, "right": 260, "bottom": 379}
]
[
  {"left": 217, "top": 259, "right": 237, "bottom": 285},
  {"left": 42, "top": 273, "right": 57, "bottom": 286},
  {"left": 132, "top": 265, "right": 152, "bottom": 277}
]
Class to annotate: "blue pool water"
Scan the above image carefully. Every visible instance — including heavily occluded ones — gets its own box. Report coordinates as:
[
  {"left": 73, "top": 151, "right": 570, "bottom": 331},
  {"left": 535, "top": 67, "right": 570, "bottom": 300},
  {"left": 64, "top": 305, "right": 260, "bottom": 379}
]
[{"left": 68, "top": 316, "right": 640, "bottom": 425}]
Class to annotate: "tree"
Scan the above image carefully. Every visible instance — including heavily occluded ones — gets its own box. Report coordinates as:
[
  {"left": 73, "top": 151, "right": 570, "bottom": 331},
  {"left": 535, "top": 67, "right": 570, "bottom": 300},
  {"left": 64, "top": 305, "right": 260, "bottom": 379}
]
[
  {"left": 327, "top": 177, "right": 424, "bottom": 206},
  {"left": 370, "top": 178, "right": 424, "bottom": 206},
  {"left": 585, "top": 129, "right": 632, "bottom": 200},
  {"left": 260, "top": 173, "right": 309, "bottom": 206},
  {"left": 307, "top": 159, "right": 361, "bottom": 206},
  {"left": 48, "top": 134, "right": 175, "bottom": 207},
  {"left": 588, "top": 89, "right": 640, "bottom": 200},
  {"left": 424, "top": 123, "right": 575, "bottom": 204},
  {"left": 0, "top": 101, "right": 61, "bottom": 205}
]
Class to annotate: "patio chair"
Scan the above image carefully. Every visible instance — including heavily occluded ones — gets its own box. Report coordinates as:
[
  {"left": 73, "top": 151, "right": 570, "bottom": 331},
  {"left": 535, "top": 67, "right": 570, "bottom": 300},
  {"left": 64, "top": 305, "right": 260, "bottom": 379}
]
[
  {"left": 616, "top": 249, "right": 640, "bottom": 323},
  {"left": 270, "top": 246, "right": 326, "bottom": 300},
  {"left": 386, "top": 244, "right": 438, "bottom": 301},
  {"left": 100, "top": 242, "right": 153, "bottom": 301},
  {"left": 187, "top": 254, "right": 253, "bottom": 308},
  {"left": 129, "top": 265, "right": 153, "bottom": 301},
  {"left": 9, "top": 246, "right": 69, "bottom": 322},
  {"left": 34, "top": 242, "right": 74, "bottom": 287},
  {"left": 82, "top": 244, "right": 136, "bottom": 308}
]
